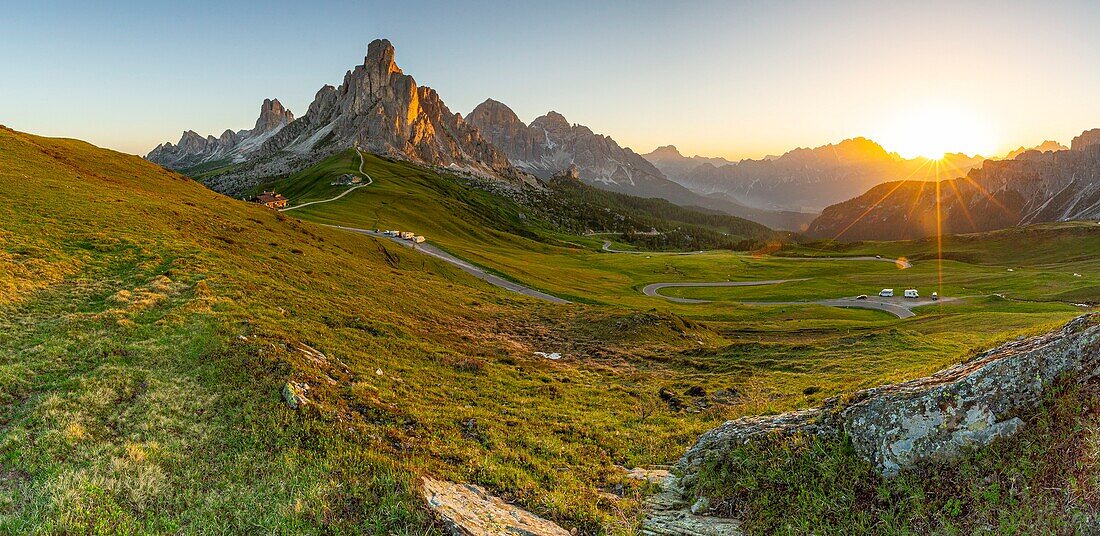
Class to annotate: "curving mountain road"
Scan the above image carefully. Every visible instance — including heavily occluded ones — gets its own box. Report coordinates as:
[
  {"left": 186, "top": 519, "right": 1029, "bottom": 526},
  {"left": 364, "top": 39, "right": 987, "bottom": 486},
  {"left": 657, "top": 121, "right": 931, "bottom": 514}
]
[
  {"left": 641, "top": 279, "right": 953, "bottom": 318},
  {"left": 281, "top": 148, "right": 373, "bottom": 212},
  {"left": 641, "top": 279, "right": 810, "bottom": 304},
  {"left": 326, "top": 225, "right": 570, "bottom": 304}
]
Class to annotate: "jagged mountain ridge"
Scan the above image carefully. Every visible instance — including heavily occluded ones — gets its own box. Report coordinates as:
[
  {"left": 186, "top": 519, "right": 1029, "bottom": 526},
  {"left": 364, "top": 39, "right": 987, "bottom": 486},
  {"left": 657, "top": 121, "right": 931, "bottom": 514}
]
[
  {"left": 1004, "top": 140, "right": 1068, "bottom": 160},
  {"left": 148, "top": 39, "right": 521, "bottom": 195},
  {"left": 466, "top": 99, "right": 670, "bottom": 190},
  {"left": 641, "top": 145, "right": 734, "bottom": 184},
  {"left": 465, "top": 98, "right": 814, "bottom": 230},
  {"left": 147, "top": 98, "right": 294, "bottom": 169},
  {"left": 643, "top": 138, "right": 987, "bottom": 213},
  {"left": 807, "top": 132, "right": 1100, "bottom": 240}
]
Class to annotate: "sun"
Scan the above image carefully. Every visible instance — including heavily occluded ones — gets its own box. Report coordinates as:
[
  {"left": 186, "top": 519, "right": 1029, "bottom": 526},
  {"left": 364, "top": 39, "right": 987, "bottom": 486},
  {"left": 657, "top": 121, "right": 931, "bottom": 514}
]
[{"left": 874, "top": 104, "right": 997, "bottom": 159}]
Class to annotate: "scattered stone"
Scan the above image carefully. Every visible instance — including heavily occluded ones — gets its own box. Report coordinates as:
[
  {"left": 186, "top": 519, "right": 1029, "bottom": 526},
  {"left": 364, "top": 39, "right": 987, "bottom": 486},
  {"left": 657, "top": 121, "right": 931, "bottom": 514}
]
[
  {"left": 678, "top": 314, "right": 1100, "bottom": 479},
  {"left": 684, "top": 385, "right": 707, "bottom": 397},
  {"left": 534, "top": 351, "right": 562, "bottom": 360},
  {"left": 658, "top": 387, "right": 685, "bottom": 411},
  {"left": 624, "top": 466, "right": 671, "bottom": 485},
  {"left": 421, "top": 477, "right": 570, "bottom": 536},
  {"left": 690, "top": 497, "right": 710, "bottom": 515},
  {"left": 281, "top": 381, "right": 310, "bottom": 409}
]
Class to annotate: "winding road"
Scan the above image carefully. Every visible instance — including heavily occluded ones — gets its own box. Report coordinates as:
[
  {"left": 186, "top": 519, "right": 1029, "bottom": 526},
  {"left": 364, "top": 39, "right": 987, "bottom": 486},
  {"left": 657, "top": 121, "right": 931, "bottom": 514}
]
[
  {"left": 641, "top": 278, "right": 954, "bottom": 319},
  {"left": 326, "top": 225, "right": 570, "bottom": 304},
  {"left": 288, "top": 152, "right": 927, "bottom": 314},
  {"left": 284, "top": 149, "right": 569, "bottom": 304},
  {"left": 641, "top": 279, "right": 810, "bottom": 304},
  {"left": 280, "top": 148, "right": 373, "bottom": 212}
]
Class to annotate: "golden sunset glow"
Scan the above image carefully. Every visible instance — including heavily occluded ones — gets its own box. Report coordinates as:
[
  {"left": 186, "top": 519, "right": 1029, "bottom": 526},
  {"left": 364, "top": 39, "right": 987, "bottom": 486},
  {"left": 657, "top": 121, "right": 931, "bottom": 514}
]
[{"left": 874, "top": 105, "right": 998, "bottom": 160}]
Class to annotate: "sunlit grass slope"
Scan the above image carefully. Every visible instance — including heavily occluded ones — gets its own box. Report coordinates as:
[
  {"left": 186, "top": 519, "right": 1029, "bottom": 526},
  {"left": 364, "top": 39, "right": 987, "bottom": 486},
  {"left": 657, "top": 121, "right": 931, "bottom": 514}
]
[
  {"left": 0, "top": 127, "right": 730, "bottom": 533},
  {"left": 2, "top": 127, "right": 1093, "bottom": 534}
]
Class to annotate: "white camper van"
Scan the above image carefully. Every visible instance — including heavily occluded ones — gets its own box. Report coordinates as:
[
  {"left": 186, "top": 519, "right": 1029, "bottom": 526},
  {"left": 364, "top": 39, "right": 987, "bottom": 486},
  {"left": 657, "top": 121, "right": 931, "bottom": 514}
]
[
  {"left": 879, "top": 289, "right": 894, "bottom": 297},
  {"left": 904, "top": 289, "right": 919, "bottom": 298}
]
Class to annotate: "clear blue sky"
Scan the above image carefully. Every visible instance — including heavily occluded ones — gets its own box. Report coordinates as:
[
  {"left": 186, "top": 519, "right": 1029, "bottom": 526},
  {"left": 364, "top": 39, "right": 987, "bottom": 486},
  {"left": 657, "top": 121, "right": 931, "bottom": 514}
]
[{"left": 3, "top": 0, "right": 1099, "bottom": 159}]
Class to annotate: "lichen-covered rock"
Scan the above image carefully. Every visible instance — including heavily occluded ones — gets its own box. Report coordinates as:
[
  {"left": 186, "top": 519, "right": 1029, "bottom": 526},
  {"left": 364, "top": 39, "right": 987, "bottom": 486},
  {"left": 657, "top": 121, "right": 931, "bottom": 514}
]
[
  {"left": 421, "top": 477, "right": 569, "bottom": 536},
  {"left": 679, "top": 314, "right": 1100, "bottom": 479},
  {"left": 281, "top": 381, "right": 310, "bottom": 409}
]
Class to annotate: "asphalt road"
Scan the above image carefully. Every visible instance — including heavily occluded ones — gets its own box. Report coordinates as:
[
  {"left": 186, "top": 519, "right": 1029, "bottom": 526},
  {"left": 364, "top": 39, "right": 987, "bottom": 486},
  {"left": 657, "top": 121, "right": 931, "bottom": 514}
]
[
  {"left": 641, "top": 279, "right": 810, "bottom": 304},
  {"left": 642, "top": 279, "right": 953, "bottom": 318},
  {"left": 326, "top": 225, "right": 571, "bottom": 304}
]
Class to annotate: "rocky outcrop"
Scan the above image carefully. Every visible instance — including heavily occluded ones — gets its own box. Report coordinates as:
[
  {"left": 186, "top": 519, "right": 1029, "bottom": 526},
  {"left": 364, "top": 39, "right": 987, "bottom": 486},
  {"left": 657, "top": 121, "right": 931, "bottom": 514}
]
[
  {"left": 678, "top": 314, "right": 1100, "bottom": 481},
  {"left": 808, "top": 130, "right": 1100, "bottom": 240},
  {"left": 421, "top": 478, "right": 569, "bottom": 536},
  {"left": 146, "top": 98, "right": 294, "bottom": 170}
]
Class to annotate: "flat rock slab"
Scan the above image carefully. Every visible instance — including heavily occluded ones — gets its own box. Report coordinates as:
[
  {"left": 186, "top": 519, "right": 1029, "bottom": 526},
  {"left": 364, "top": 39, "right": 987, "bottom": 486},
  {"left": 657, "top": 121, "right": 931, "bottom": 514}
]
[
  {"left": 640, "top": 471, "right": 741, "bottom": 536},
  {"left": 422, "top": 477, "right": 570, "bottom": 536}
]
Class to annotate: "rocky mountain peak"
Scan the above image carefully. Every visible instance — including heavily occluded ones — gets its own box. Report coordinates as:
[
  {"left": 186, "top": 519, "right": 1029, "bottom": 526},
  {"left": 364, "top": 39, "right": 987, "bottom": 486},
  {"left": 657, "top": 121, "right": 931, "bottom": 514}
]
[
  {"left": 468, "top": 99, "right": 524, "bottom": 129},
  {"left": 648, "top": 145, "right": 684, "bottom": 159},
  {"left": 1071, "top": 128, "right": 1100, "bottom": 152},
  {"left": 1006, "top": 140, "right": 1069, "bottom": 159},
  {"left": 365, "top": 38, "right": 401, "bottom": 76},
  {"left": 533, "top": 111, "right": 570, "bottom": 132},
  {"left": 254, "top": 98, "right": 294, "bottom": 133}
]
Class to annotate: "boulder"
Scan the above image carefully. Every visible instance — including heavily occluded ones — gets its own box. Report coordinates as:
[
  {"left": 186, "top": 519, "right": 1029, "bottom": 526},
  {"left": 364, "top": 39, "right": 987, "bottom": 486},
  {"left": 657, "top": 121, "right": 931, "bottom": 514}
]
[
  {"left": 421, "top": 477, "right": 569, "bottom": 536},
  {"left": 281, "top": 381, "right": 310, "bottom": 409}
]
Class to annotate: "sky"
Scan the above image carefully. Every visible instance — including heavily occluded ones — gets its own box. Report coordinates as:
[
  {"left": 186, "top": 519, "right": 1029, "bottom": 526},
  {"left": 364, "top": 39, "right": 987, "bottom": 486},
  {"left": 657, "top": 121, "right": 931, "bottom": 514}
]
[{"left": 2, "top": 0, "right": 1099, "bottom": 160}]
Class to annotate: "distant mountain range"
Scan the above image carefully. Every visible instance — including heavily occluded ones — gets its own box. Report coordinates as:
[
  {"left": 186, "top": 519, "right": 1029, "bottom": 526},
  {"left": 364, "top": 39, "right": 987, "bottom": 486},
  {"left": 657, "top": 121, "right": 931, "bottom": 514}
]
[
  {"left": 147, "top": 39, "right": 812, "bottom": 230},
  {"left": 147, "top": 98, "right": 295, "bottom": 169},
  {"left": 640, "top": 140, "right": 988, "bottom": 214},
  {"left": 144, "top": 38, "right": 1094, "bottom": 238},
  {"left": 463, "top": 99, "right": 811, "bottom": 229},
  {"left": 807, "top": 130, "right": 1100, "bottom": 240}
]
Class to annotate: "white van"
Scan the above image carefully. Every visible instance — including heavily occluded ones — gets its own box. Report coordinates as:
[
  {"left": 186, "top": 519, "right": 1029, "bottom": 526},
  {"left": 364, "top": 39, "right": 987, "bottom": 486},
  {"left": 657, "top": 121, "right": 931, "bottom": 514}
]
[
  {"left": 879, "top": 289, "right": 894, "bottom": 297},
  {"left": 904, "top": 289, "right": 919, "bottom": 298}
]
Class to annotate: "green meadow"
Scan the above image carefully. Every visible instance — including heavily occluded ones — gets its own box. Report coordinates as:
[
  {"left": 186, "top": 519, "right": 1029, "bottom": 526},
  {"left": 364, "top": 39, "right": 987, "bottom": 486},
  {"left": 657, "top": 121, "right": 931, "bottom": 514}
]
[{"left": 2, "top": 135, "right": 1096, "bottom": 534}]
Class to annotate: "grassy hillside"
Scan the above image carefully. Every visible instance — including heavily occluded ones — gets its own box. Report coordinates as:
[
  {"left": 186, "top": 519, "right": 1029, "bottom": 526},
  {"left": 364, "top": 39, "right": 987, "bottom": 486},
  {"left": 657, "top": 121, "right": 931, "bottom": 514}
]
[
  {"left": 3, "top": 128, "right": 1096, "bottom": 533},
  {"left": 0, "top": 127, "right": 735, "bottom": 533}
]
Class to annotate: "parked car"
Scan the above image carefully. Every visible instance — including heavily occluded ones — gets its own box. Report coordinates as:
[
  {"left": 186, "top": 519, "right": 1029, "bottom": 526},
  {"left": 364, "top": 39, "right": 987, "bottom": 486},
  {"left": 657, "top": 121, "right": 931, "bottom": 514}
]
[
  {"left": 879, "top": 289, "right": 894, "bottom": 297},
  {"left": 856, "top": 294, "right": 868, "bottom": 300},
  {"left": 932, "top": 292, "right": 939, "bottom": 301},
  {"left": 904, "top": 289, "right": 919, "bottom": 298}
]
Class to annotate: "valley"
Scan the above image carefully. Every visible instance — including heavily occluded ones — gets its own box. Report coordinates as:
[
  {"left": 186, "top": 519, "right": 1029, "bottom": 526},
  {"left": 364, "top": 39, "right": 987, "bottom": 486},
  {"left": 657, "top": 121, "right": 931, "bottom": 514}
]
[{"left": 4, "top": 125, "right": 1096, "bottom": 533}]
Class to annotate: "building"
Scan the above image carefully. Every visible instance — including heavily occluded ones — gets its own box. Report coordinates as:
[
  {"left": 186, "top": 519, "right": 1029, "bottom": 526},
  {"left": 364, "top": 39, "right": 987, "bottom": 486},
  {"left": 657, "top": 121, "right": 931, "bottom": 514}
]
[{"left": 252, "top": 191, "right": 289, "bottom": 209}]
